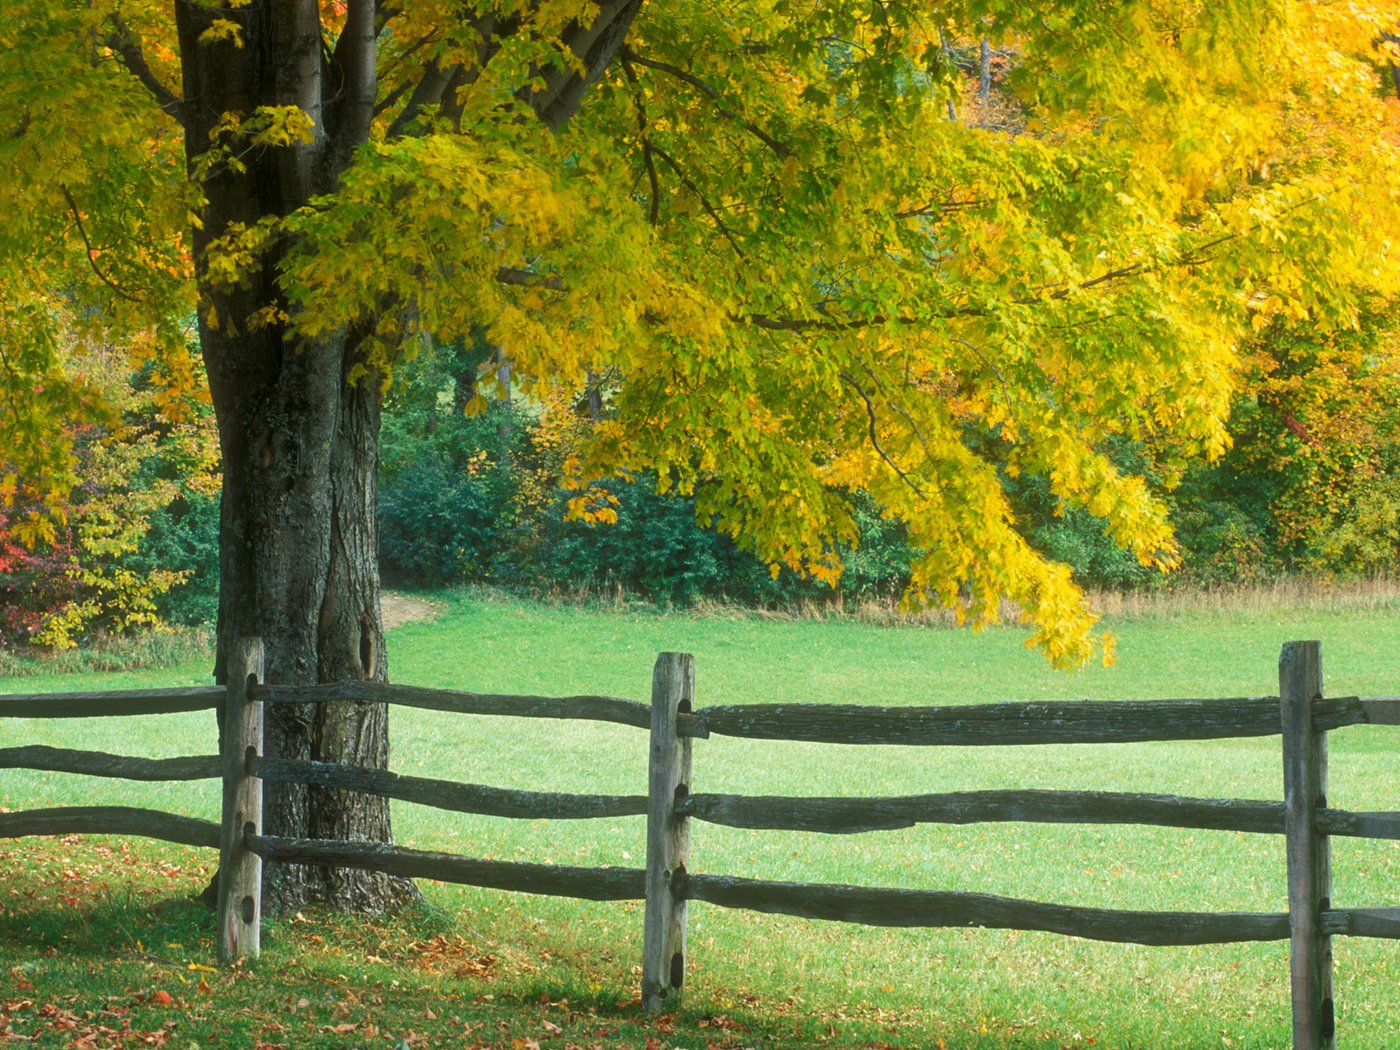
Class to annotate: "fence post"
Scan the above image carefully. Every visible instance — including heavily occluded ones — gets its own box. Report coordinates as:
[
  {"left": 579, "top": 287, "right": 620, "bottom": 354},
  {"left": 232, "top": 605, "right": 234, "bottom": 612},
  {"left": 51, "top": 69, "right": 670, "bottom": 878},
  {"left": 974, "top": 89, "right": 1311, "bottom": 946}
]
[
  {"left": 1280, "top": 640, "right": 1333, "bottom": 1050},
  {"left": 643, "top": 652, "right": 694, "bottom": 1013},
  {"left": 218, "top": 637, "right": 264, "bottom": 964}
]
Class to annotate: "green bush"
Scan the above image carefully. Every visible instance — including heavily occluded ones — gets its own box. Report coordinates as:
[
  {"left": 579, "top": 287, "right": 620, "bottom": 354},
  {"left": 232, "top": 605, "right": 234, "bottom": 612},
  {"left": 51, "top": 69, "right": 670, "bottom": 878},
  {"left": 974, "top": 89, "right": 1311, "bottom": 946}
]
[
  {"left": 379, "top": 455, "right": 515, "bottom": 585},
  {"left": 1002, "top": 463, "right": 1156, "bottom": 592},
  {"left": 128, "top": 491, "right": 221, "bottom": 625},
  {"left": 528, "top": 476, "right": 732, "bottom": 605},
  {"left": 1302, "top": 475, "right": 1400, "bottom": 577},
  {"left": 1031, "top": 510, "right": 1154, "bottom": 591},
  {"left": 378, "top": 396, "right": 522, "bottom": 587},
  {"left": 375, "top": 390, "right": 917, "bottom": 608},
  {"left": 824, "top": 492, "right": 913, "bottom": 604}
]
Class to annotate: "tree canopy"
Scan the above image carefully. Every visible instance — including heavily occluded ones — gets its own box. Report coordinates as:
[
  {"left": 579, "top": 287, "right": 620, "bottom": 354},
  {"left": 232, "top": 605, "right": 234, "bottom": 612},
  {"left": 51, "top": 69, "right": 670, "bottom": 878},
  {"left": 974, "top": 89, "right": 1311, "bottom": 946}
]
[{"left": 3, "top": 1, "right": 1399, "bottom": 666}]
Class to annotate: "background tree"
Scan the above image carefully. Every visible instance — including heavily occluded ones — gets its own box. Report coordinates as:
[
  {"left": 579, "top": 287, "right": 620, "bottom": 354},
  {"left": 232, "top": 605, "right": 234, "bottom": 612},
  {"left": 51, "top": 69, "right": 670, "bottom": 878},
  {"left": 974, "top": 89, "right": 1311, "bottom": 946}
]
[
  {"left": 2, "top": 1, "right": 1397, "bottom": 913},
  {"left": 1168, "top": 312, "right": 1400, "bottom": 582}
]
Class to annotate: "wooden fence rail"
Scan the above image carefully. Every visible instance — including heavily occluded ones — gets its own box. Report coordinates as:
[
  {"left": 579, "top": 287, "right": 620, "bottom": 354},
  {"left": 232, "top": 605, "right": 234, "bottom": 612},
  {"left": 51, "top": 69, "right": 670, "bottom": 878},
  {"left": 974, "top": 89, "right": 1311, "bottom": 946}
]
[
  {"left": 0, "top": 805, "right": 221, "bottom": 847},
  {"left": 248, "top": 755, "right": 649, "bottom": 820},
  {"left": 2, "top": 638, "right": 1397, "bottom": 1050},
  {"left": 0, "top": 686, "right": 223, "bottom": 718},
  {"left": 0, "top": 746, "right": 220, "bottom": 780}
]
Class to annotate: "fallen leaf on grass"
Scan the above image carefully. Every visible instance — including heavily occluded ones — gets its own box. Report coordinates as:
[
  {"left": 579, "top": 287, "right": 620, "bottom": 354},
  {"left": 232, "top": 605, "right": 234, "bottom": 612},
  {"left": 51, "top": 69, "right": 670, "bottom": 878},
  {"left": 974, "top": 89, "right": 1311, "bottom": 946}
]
[
  {"left": 453, "top": 955, "right": 497, "bottom": 980},
  {"left": 697, "top": 1015, "right": 747, "bottom": 1032}
]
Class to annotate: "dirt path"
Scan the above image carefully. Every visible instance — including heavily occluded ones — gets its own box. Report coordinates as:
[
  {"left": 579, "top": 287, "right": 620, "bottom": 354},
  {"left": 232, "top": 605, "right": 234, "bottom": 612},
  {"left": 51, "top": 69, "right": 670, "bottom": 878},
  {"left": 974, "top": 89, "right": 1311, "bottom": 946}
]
[{"left": 381, "top": 593, "right": 440, "bottom": 630}]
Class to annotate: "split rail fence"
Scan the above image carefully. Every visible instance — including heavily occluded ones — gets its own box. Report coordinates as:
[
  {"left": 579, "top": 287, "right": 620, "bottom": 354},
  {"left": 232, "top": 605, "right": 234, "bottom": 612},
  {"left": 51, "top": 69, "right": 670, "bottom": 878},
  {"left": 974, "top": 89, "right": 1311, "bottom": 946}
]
[{"left": 2, "top": 639, "right": 1398, "bottom": 1050}]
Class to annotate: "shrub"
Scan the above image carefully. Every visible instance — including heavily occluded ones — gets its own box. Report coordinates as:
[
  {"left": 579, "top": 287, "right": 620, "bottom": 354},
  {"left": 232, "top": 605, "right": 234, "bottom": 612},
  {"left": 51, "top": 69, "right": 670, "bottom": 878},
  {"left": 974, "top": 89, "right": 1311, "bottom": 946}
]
[
  {"left": 128, "top": 491, "right": 221, "bottom": 626},
  {"left": 0, "top": 507, "right": 79, "bottom": 648},
  {"left": 378, "top": 395, "right": 522, "bottom": 587},
  {"left": 1032, "top": 510, "right": 1154, "bottom": 591},
  {"left": 528, "top": 475, "right": 735, "bottom": 605},
  {"left": 379, "top": 454, "right": 515, "bottom": 585}
]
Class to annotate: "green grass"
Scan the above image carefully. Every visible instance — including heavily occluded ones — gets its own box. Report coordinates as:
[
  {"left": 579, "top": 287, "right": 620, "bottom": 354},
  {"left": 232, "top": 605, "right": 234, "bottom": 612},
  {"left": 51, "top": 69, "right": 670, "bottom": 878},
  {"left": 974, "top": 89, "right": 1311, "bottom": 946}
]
[{"left": 2, "top": 591, "right": 1398, "bottom": 1048}]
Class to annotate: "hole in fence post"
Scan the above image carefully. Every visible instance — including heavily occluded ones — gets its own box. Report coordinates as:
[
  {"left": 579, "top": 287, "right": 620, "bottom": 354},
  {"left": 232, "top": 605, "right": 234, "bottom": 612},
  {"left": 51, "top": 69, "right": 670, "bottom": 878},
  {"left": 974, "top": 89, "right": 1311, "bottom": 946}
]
[
  {"left": 241, "top": 895, "right": 255, "bottom": 924},
  {"left": 673, "top": 783, "right": 689, "bottom": 805},
  {"left": 1321, "top": 998, "right": 1335, "bottom": 1039},
  {"left": 670, "top": 952, "right": 684, "bottom": 989}
]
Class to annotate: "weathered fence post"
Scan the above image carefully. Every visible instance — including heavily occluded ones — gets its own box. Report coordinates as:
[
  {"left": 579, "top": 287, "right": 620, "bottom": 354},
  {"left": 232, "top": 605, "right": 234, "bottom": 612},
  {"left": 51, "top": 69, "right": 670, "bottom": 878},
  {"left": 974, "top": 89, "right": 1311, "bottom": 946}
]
[
  {"left": 218, "top": 637, "right": 264, "bottom": 964},
  {"left": 643, "top": 652, "right": 694, "bottom": 1013},
  {"left": 1280, "top": 640, "right": 1333, "bottom": 1050}
]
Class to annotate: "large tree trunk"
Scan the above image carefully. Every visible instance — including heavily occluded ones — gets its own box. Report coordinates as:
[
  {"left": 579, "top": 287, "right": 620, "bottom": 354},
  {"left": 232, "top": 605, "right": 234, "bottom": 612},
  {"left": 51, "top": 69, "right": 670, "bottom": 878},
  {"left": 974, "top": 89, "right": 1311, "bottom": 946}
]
[
  {"left": 205, "top": 318, "right": 413, "bottom": 914},
  {"left": 178, "top": 0, "right": 415, "bottom": 915},
  {"left": 171, "top": 0, "right": 640, "bottom": 915}
]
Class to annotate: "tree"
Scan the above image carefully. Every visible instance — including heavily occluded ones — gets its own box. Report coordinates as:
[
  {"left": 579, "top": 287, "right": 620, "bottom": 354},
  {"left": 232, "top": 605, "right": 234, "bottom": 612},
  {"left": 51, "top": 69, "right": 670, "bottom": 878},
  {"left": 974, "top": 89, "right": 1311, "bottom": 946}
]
[
  {"left": 0, "top": 321, "right": 219, "bottom": 652},
  {"left": 2, "top": 1, "right": 1397, "bottom": 913},
  {"left": 1170, "top": 311, "right": 1400, "bottom": 581}
]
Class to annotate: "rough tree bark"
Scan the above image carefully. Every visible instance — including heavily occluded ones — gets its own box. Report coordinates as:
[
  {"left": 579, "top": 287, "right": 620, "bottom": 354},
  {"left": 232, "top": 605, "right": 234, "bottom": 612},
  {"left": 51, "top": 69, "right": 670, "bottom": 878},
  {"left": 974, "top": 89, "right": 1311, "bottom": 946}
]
[
  {"left": 167, "top": 0, "right": 644, "bottom": 914},
  {"left": 176, "top": 0, "right": 411, "bottom": 913}
]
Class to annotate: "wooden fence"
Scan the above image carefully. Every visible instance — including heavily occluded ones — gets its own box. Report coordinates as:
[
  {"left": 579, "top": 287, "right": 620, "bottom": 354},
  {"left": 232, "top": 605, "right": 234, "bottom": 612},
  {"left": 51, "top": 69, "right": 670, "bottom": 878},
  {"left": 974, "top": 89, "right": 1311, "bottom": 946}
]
[{"left": 2, "top": 639, "right": 1398, "bottom": 1050}]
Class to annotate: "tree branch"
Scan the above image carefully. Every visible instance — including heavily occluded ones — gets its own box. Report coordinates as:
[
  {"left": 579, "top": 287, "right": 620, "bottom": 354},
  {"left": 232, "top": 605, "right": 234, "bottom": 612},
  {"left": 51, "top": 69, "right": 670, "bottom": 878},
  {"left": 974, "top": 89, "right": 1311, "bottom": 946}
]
[
  {"left": 495, "top": 266, "right": 565, "bottom": 291},
  {"left": 737, "top": 305, "right": 980, "bottom": 331},
  {"left": 738, "top": 196, "right": 1329, "bottom": 333},
  {"left": 105, "top": 15, "right": 185, "bottom": 125},
  {"left": 861, "top": 363, "right": 931, "bottom": 449},
  {"left": 1384, "top": 32, "right": 1400, "bottom": 100},
  {"left": 381, "top": 14, "right": 508, "bottom": 136},
  {"left": 622, "top": 48, "right": 792, "bottom": 158},
  {"left": 61, "top": 186, "right": 145, "bottom": 303},
  {"left": 375, "top": 3, "right": 402, "bottom": 37},
  {"left": 373, "top": 78, "right": 414, "bottom": 119},
  {"left": 895, "top": 196, "right": 992, "bottom": 219},
  {"left": 649, "top": 143, "right": 745, "bottom": 257},
  {"left": 839, "top": 371, "right": 926, "bottom": 496},
  {"left": 523, "top": 0, "right": 645, "bottom": 130},
  {"left": 374, "top": 33, "right": 439, "bottom": 106},
  {"left": 327, "top": 0, "right": 378, "bottom": 165},
  {"left": 949, "top": 338, "right": 1017, "bottom": 424},
  {"left": 619, "top": 54, "right": 661, "bottom": 226},
  {"left": 386, "top": 60, "right": 461, "bottom": 138},
  {"left": 436, "top": 65, "right": 474, "bottom": 131}
]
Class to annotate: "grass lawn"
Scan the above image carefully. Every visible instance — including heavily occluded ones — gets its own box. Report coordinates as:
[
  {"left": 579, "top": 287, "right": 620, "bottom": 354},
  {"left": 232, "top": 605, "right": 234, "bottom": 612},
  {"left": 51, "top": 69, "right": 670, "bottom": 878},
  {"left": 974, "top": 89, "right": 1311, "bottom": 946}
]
[{"left": 2, "top": 591, "right": 1397, "bottom": 1048}]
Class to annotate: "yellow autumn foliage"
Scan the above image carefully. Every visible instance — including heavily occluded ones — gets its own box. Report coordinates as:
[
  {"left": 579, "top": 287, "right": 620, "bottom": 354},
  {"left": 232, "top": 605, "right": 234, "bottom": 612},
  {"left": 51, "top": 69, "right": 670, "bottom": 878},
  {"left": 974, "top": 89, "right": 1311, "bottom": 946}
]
[{"left": 2, "top": 0, "right": 1398, "bottom": 664}]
